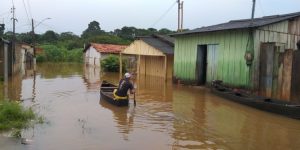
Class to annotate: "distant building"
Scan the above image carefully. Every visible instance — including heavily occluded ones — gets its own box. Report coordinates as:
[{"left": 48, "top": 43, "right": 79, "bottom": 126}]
[
  {"left": 172, "top": 11, "right": 300, "bottom": 103},
  {"left": 0, "top": 39, "right": 35, "bottom": 79},
  {"left": 0, "top": 38, "right": 12, "bottom": 78},
  {"left": 122, "top": 34, "right": 174, "bottom": 79},
  {"left": 83, "top": 43, "right": 127, "bottom": 67}
]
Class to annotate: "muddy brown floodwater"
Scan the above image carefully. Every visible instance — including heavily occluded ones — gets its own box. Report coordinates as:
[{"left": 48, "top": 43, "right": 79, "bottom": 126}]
[{"left": 1, "top": 63, "right": 300, "bottom": 150}]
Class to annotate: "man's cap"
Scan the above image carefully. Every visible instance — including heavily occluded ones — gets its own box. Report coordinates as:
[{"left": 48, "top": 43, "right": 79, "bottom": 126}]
[{"left": 124, "top": 73, "right": 131, "bottom": 78}]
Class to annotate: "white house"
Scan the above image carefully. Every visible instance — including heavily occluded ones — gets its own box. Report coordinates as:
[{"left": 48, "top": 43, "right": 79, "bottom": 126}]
[{"left": 83, "top": 43, "right": 127, "bottom": 67}]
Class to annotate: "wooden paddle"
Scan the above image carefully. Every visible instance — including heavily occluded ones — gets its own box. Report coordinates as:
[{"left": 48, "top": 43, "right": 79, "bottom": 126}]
[
  {"left": 134, "top": 92, "right": 136, "bottom": 106},
  {"left": 133, "top": 77, "right": 137, "bottom": 106}
]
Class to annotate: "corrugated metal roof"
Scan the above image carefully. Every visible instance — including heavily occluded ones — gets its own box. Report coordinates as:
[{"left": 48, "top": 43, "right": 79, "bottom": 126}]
[
  {"left": 137, "top": 34, "right": 174, "bottom": 54},
  {"left": 172, "top": 11, "right": 300, "bottom": 36},
  {"left": 84, "top": 43, "right": 128, "bottom": 53}
]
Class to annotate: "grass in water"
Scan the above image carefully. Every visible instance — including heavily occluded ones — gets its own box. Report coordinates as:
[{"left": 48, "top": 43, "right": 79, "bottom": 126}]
[{"left": 0, "top": 101, "right": 36, "bottom": 131}]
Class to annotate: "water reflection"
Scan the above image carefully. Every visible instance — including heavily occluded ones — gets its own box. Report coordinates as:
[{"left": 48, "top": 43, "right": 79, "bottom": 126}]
[
  {"left": 99, "top": 99, "right": 134, "bottom": 140},
  {"left": 82, "top": 65, "right": 100, "bottom": 91},
  {"left": 37, "top": 63, "right": 83, "bottom": 79}
]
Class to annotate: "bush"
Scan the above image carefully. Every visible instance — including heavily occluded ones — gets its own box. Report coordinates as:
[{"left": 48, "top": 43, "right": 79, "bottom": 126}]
[
  {"left": 0, "top": 101, "right": 35, "bottom": 130},
  {"left": 37, "top": 44, "right": 83, "bottom": 62},
  {"left": 101, "top": 55, "right": 119, "bottom": 72},
  {"left": 36, "top": 55, "right": 46, "bottom": 62},
  {"left": 100, "top": 55, "right": 126, "bottom": 72}
]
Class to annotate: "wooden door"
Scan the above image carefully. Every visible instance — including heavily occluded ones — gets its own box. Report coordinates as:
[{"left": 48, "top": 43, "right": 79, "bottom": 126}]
[
  {"left": 291, "top": 50, "right": 300, "bottom": 104},
  {"left": 259, "top": 43, "right": 275, "bottom": 97},
  {"left": 207, "top": 44, "right": 218, "bottom": 82}
]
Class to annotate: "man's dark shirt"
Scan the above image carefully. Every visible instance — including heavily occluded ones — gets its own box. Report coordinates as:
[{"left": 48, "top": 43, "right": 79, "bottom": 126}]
[{"left": 116, "top": 79, "right": 133, "bottom": 97}]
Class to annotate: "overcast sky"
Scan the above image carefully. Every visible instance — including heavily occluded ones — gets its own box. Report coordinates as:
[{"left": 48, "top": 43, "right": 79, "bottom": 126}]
[{"left": 1, "top": 0, "right": 300, "bottom": 35}]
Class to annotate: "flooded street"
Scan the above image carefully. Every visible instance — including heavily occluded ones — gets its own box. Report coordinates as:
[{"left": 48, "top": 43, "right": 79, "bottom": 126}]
[{"left": 1, "top": 63, "right": 300, "bottom": 150}]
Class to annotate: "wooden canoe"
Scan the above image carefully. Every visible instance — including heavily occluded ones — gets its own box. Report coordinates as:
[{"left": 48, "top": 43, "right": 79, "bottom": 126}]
[
  {"left": 211, "top": 80, "right": 300, "bottom": 119},
  {"left": 100, "top": 81, "right": 129, "bottom": 107}
]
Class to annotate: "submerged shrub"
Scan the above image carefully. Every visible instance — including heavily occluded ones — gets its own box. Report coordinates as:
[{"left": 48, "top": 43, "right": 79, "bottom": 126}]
[
  {"left": 101, "top": 55, "right": 120, "bottom": 72},
  {"left": 0, "top": 101, "right": 35, "bottom": 130},
  {"left": 37, "top": 44, "right": 83, "bottom": 62},
  {"left": 100, "top": 55, "right": 126, "bottom": 72}
]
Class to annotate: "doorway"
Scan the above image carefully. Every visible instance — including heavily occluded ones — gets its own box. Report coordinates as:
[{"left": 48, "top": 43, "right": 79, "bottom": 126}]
[{"left": 196, "top": 45, "right": 207, "bottom": 85}]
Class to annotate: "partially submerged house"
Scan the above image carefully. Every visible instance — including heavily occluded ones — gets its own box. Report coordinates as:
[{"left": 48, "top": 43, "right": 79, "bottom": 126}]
[
  {"left": 0, "top": 39, "right": 34, "bottom": 79},
  {"left": 172, "top": 12, "right": 300, "bottom": 102},
  {"left": 0, "top": 38, "right": 12, "bottom": 79},
  {"left": 83, "top": 43, "right": 127, "bottom": 67},
  {"left": 121, "top": 34, "right": 174, "bottom": 79}
]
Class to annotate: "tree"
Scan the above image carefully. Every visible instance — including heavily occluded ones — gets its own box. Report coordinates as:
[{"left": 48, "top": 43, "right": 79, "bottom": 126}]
[
  {"left": 114, "top": 26, "right": 137, "bottom": 41},
  {"left": 41, "top": 30, "right": 59, "bottom": 43},
  {"left": 17, "top": 33, "right": 33, "bottom": 43},
  {"left": 147, "top": 28, "right": 157, "bottom": 33},
  {"left": 85, "top": 35, "right": 130, "bottom": 45},
  {"left": 0, "top": 24, "right": 4, "bottom": 37},
  {"left": 158, "top": 28, "right": 174, "bottom": 35},
  {"left": 3, "top": 31, "right": 13, "bottom": 40},
  {"left": 81, "top": 21, "right": 104, "bottom": 38},
  {"left": 59, "top": 32, "right": 79, "bottom": 41}
]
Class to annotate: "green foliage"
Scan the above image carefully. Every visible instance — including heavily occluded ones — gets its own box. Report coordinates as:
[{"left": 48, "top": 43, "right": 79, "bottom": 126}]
[
  {"left": 86, "top": 35, "right": 131, "bottom": 45},
  {"left": 36, "top": 55, "right": 46, "bottom": 62},
  {"left": 0, "top": 101, "right": 35, "bottom": 130},
  {"left": 16, "top": 33, "right": 33, "bottom": 44},
  {"left": 59, "top": 32, "right": 80, "bottom": 41},
  {"left": 114, "top": 26, "right": 175, "bottom": 41},
  {"left": 0, "top": 24, "right": 4, "bottom": 37},
  {"left": 37, "top": 44, "right": 83, "bottom": 62},
  {"left": 158, "top": 28, "right": 174, "bottom": 35},
  {"left": 41, "top": 30, "right": 59, "bottom": 43},
  {"left": 100, "top": 55, "right": 125, "bottom": 72},
  {"left": 81, "top": 21, "right": 105, "bottom": 38}
]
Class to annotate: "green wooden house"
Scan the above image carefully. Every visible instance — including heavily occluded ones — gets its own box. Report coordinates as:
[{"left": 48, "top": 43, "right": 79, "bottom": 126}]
[{"left": 172, "top": 12, "right": 300, "bottom": 102}]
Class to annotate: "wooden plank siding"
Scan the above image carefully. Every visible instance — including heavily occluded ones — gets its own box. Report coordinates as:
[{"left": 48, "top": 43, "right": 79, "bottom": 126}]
[
  {"left": 174, "top": 16, "right": 300, "bottom": 90},
  {"left": 122, "top": 40, "right": 165, "bottom": 56},
  {"left": 252, "top": 17, "right": 300, "bottom": 91},
  {"left": 174, "top": 30, "right": 250, "bottom": 87},
  {"left": 122, "top": 39, "right": 173, "bottom": 79}
]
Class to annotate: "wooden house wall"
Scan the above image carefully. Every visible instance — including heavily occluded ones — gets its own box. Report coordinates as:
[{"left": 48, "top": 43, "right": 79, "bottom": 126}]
[
  {"left": 252, "top": 18, "right": 300, "bottom": 99},
  {"left": 166, "top": 55, "right": 174, "bottom": 79},
  {"left": 122, "top": 40, "right": 165, "bottom": 56},
  {"left": 139, "top": 55, "right": 172, "bottom": 78},
  {"left": 123, "top": 40, "right": 173, "bottom": 78},
  {"left": 174, "top": 30, "right": 250, "bottom": 87}
]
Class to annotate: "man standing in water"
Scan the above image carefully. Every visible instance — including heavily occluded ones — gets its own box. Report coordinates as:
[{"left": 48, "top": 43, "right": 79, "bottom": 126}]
[{"left": 114, "top": 73, "right": 135, "bottom": 99}]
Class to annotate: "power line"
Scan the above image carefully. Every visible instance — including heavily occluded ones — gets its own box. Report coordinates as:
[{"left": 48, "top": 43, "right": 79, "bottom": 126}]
[
  {"left": 150, "top": 1, "right": 177, "bottom": 28},
  {"left": 26, "top": 0, "right": 33, "bottom": 18},
  {"left": 257, "top": 0, "right": 265, "bottom": 16},
  {"left": 22, "top": 0, "right": 31, "bottom": 23}
]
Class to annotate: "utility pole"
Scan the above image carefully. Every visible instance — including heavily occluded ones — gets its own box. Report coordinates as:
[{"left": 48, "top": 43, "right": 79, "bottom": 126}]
[
  {"left": 31, "top": 18, "right": 50, "bottom": 67},
  {"left": 251, "top": 0, "right": 256, "bottom": 20},
  {"left": 177, "top": 0, "right": 184, "bottom": 32},
  {"left": 177, "top": 0, "right": 180, "bottom": 32},
  {"left": 31, "top": 19, "right": 36, "bottom": 66},
  {"left": 180, "top": 1, "right": 184, "bottom": 32},
  {"left": 11, "top": 5, "right": 17, "bottom": 74}
]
